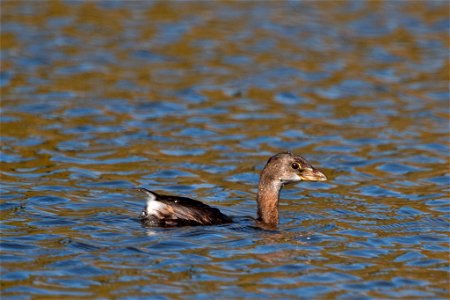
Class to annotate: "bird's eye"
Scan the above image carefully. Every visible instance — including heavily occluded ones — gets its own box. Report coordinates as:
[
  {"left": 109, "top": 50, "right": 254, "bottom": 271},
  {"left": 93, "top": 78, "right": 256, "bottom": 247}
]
[{"left": 291, "top": 163, "right": 299, "bottom": 169}]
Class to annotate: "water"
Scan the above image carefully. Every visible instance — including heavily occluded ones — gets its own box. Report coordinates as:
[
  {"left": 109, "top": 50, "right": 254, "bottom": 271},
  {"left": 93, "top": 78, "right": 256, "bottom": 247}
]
[{"left": 1, "top": 1, "right": 449, "bottom": 299}]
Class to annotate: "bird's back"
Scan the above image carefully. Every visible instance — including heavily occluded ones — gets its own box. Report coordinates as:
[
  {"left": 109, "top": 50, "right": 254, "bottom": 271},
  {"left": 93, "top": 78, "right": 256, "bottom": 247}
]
[{"left": 139, "top": 188, "right": 232, "bottom": 227}]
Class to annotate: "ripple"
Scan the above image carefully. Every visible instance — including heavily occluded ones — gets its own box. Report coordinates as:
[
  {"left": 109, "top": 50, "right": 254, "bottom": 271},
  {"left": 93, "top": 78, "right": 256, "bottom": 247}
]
[{"left": 1, "top": 1, "right": 448, "bottom": 299}]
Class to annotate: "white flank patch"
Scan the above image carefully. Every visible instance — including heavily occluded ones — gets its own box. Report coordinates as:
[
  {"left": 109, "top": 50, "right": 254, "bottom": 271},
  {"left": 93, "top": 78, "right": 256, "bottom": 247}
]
[{"left": 144, "top": 193, "right": 166, "bottom": 215}]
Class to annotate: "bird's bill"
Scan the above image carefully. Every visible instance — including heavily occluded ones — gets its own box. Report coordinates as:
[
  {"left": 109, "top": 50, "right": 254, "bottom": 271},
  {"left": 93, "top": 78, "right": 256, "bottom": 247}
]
[{"left": 299, "top": 168, "right": 327, "bottom": 181}]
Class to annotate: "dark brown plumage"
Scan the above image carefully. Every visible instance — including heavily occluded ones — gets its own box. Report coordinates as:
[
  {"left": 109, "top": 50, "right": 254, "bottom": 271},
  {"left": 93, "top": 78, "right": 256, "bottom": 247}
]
[
  {"left": 138, "top": 188, "right": 232, "bottom": 227},
  {"left": 138, "top": 152, "right": 327, "bottom": 227}
]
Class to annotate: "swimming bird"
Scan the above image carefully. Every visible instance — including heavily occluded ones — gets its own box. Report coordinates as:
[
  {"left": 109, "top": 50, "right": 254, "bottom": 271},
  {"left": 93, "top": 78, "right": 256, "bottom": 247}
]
[{"left": 138, "top": 152, "right": 327, "bottom": 227}]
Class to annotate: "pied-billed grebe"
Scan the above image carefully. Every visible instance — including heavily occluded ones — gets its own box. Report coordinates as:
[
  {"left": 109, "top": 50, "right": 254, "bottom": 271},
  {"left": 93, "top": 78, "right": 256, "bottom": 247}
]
[{"left": 138, "top": 152, "right": 327, "bottom": 227}]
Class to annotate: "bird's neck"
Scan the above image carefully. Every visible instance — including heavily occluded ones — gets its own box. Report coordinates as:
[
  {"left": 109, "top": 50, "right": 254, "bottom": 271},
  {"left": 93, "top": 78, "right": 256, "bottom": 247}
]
[{"left": 256, "top": 172, "right": 283, "bottom": 226}]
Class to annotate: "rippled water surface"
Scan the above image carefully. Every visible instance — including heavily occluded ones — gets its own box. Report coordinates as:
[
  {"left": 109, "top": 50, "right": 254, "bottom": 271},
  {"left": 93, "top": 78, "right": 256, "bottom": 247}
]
[{"left": 1, "top": 1, "right": 449, "bottom": 299}]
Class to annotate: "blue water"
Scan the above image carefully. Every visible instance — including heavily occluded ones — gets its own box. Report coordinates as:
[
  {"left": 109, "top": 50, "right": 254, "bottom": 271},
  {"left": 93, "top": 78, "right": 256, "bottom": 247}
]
[{"left": 1, "top": 1, "right": 449, "bottom": 299}]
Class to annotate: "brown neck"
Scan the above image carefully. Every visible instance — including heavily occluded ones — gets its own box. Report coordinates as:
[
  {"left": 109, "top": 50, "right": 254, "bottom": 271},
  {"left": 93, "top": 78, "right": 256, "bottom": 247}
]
[{"left": 256, "top": 172, "right": 282, "bottom": 226}]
